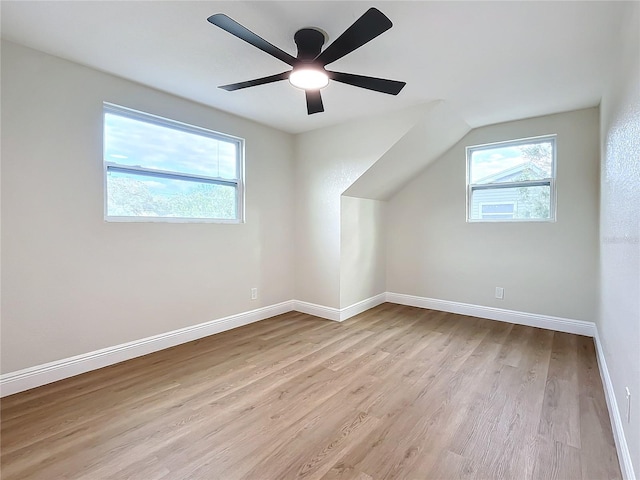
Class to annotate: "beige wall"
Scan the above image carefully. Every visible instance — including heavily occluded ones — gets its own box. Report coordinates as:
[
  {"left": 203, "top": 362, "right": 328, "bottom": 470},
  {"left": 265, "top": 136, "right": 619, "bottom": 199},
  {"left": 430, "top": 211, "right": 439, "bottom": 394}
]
[
  {"left": 599, "top": 1, "right": 640, "bottom": 473},
  {"left": 293, "top": 104, "right": 434, "bottom": 308},
  {"left": 340, "top": 196, "right": 386, "bottom": 308},
  {"left": 387, "top": 108, "right": 600, "bottom": 322},
  {"left": 1, "top": 41, "right": 295, "bottom": 373}
]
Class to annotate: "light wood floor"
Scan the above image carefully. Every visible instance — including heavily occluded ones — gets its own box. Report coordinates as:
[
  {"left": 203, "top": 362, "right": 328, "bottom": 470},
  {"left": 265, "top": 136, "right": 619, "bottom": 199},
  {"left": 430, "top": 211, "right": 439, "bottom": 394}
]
[{"left": 1, "top": 303, "right": 621, "bottom": 480}]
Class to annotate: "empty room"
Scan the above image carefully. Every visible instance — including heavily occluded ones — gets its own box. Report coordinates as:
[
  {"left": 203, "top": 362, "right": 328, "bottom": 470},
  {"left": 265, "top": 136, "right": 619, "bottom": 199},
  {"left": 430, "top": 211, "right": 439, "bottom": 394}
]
[{"left": 1, "top": 1, "right": 638, "bottom": 479}]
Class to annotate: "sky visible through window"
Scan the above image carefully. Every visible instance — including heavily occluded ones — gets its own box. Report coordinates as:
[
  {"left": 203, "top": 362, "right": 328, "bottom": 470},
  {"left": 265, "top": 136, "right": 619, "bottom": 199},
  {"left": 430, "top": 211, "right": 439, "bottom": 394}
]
[
  {"left": 104, "top": 110, "right": 241, "bottom": 220},
  {"left": 470, "top": 142, "right": 552, "bottom": 183},
  {"left": 104, "top": 113, "right": 238, "bottom": 198}
]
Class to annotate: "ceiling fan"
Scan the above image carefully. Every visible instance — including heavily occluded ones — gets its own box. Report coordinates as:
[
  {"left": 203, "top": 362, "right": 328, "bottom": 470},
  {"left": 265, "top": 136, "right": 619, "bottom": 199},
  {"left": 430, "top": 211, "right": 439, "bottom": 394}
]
[{"left": 207, "top": 8, "right": 406, "bottom": 115}]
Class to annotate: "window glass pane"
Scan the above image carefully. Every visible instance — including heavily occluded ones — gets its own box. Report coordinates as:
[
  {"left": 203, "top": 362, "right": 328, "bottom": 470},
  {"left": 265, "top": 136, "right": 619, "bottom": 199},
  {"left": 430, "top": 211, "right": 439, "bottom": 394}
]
[
  {"left": 482, "top": 203, "right": 514, "bottom": 214},
  {"left": 470, "top": 185, "right": 551, "bottom": 220},
  {"left": 470, "top": 140, "right": 553, "bottom": 184},
  {"left": 107, "top": 170, "right": 237, "bottom": 219},
  {"left": 217, "top": 141, "right": 238, "bottom": 180},
  {"left": 104, "top": 113, "right": 238, "bottom": 180}
]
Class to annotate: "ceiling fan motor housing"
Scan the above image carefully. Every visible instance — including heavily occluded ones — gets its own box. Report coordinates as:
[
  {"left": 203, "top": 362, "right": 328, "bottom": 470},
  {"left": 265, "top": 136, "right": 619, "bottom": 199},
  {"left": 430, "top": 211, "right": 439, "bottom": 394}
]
[{"left": 294, "top": 28, "right": 326, "bottom": 62}]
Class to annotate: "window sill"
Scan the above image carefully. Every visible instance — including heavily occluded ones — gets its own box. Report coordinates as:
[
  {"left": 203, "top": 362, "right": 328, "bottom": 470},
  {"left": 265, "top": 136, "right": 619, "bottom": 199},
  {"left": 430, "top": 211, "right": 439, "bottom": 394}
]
[
  {"left": 104, "top": 216, "right": 244, "bottom": 224},
  {"left": 467, "top": 218, "right": 556, "bottom": 223}
]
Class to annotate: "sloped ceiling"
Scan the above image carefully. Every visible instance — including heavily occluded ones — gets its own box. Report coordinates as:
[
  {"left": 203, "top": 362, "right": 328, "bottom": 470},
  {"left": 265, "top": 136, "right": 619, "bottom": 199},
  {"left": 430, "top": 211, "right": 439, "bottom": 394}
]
[
  {"left": 0, "top": 1, "right": 628, "bottom": 134},
  {"left": 344, "top": 100, "right": 470, "bottom": 200}
]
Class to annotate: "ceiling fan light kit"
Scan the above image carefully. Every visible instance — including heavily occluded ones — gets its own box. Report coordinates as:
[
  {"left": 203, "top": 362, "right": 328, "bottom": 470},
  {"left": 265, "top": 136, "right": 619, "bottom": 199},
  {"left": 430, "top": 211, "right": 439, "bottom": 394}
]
[
  {"left": 289, "top": 66, "right": 329, "bottom": 90},
  {"left": 207, "top": 7, "right": 406, "bottom": 115}
]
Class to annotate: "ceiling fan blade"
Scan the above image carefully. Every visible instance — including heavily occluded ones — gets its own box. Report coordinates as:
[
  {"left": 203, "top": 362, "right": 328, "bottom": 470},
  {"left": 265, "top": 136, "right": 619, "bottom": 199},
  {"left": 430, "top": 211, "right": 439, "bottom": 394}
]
[
  {"left": 208, "top": 14, "right": 297, "bottom": 66},
  {"left": 315, "top": 8, "right": 392, "bottom": 67},
  {"left": 305, "top": 90, "right": 324, "bottom": 114},
  {"left": 219, "top": 71, "right": 291, "bottom": 91},
  {"left": 327, "top": 71, "right": 406, "bottom": 95}
]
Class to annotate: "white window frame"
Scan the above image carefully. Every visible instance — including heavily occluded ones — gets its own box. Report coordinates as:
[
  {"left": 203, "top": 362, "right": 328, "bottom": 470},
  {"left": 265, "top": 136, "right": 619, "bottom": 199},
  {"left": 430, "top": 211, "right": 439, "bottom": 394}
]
[
  {"left": 466, "top": 134, "right": 557, "bottom": 223},
  {"left": 479, "top": 201, "right": 516, "bottom": 220},
  {"left": 103, "top": 103, "right": 245, "bottom": 223}
]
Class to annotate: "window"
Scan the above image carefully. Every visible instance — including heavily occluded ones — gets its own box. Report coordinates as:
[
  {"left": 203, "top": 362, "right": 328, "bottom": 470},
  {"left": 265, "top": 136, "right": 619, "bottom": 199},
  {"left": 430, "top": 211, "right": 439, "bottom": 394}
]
[
  {"left": 103, "top": 103, "right": 244, "bottom": 222},
  {"left": 467, "top": 135, "right": 556, "bottom": 222}
]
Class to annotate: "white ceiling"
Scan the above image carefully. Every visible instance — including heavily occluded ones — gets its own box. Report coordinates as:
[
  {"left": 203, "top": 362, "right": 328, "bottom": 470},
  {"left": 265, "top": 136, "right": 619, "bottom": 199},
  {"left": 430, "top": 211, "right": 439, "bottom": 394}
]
[{"left": 1, "top": 1, "right": 628, "bottom": 134}]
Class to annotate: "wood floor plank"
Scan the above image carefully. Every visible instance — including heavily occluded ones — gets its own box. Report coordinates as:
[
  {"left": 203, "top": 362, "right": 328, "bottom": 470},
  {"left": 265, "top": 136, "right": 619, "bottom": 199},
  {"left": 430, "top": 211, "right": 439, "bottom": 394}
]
[
  {"left": 531, "top": 435, "right": 583, "bottom": 480},
  {"left": 576, "top": 336, "right": 620, "bottom": 480},
  {"left": 496, "top": 323, "right": 536, "bottom": 367},
  {"left": 538, "top": 332, "right": 582, "bottom": 449},
  {"left": 420, "top": 449, "right": 478, "bottom": 480},
  {"left": 4, "top": 332, "right": 379, "bottom": 478},
  {"left": 0, "top": 304, "right": 621, "bottom": 480}
]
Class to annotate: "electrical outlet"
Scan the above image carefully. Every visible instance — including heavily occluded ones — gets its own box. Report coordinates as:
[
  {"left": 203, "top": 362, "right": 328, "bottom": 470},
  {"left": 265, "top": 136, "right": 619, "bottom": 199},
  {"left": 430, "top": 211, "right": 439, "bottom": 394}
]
[
  {"left": 626, "top": 387, "right": 631, "bottom": 423},
  {"left": 251, "top": 288, "right": 258, "bottom": 300},
  {"left": 495, "top": 287, "right": 504, "bottom": 300}
]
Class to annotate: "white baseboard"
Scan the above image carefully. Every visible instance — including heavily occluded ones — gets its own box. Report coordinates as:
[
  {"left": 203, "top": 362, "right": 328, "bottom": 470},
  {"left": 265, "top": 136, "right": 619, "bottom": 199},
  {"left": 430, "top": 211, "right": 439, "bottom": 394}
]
[
  {"left": 293, "top": 293, "right": 387, "bottom": 322},
  {"left": 0, "top": 301, "right": 294, "bottom": 397},
  {"left": 0, "top": 294, "right": 389, "bottom": 397},
  {"left": 293, "top": 300, "right": 341, "bottom": 321},
  {"left": 594, "top": 329, "right": 636, "bottom": 480},
  {"left": 339, "top": 293, "right": 387, "bottom": 321},
  {"left": 385, "top": 292, "right": 596, "bottom": 337}
]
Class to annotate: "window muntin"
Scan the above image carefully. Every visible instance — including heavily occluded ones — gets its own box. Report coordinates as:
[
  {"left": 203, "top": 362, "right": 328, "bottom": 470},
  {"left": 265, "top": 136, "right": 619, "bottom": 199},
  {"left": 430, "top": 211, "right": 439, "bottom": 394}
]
[
  {"left": 103, "top": 103, "right": 244, "bottom": 222},
  {"left": 467, "top": 135, "right": 556, "bottom": 222}
]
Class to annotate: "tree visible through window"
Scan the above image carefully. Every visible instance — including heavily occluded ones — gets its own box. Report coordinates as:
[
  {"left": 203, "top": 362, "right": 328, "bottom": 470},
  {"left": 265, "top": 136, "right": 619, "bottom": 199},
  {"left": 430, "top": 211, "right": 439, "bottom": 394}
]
[
  {"left": 103, "top": 103, "right": 244, "bottom": 222},
  {"left": 467, "top": 135, "right": 556, "bottom": 222}
]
